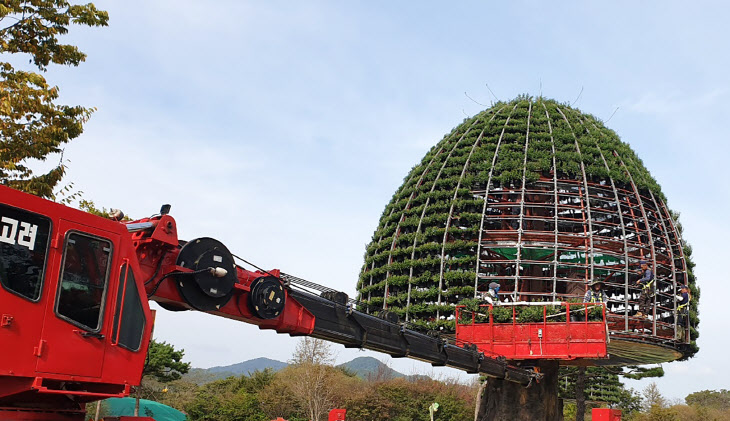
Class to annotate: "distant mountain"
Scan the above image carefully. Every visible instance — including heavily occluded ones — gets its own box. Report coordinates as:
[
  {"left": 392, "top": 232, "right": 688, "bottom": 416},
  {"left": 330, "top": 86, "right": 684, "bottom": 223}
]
[
  {"left": 184, "top": 357, "right": 288, "bottom": 384},
  {"left": 208, "top": 357, "right": 288, "bottom": 375},
  {"left": 337, "top": 356, "right": 405, "bottom": 380},
  {"left": 184, "top": 368, "right": 231, "bottom": 384},
  {"left": 184, "top": 356, "right": 427, "bottom": 385}
]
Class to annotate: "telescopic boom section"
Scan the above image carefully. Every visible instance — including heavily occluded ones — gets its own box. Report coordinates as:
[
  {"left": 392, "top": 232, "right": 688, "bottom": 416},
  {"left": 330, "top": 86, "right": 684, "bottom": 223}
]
[
  {"left": 131, "top": 214, "right": 317, "bottom": 336},
  {"left": 132, "top": 212, "right": 541, "bottom": 385}
]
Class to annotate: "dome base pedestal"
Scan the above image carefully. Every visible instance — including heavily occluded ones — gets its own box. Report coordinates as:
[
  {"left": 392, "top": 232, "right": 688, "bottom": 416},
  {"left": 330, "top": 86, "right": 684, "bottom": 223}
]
[{"left": 476, "top": 360, "right": 561, "bottom": 421}]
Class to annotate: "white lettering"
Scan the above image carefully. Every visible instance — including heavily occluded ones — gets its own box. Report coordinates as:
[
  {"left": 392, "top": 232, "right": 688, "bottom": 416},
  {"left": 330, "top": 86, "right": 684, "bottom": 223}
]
[
  {"left": 17, "top": 222, "right": 38, "bottom": 251},
  {"left": 0, "top": 217, "right": 39, "bottom": 251},
  {"left": 0, "top": 217, "right": 18, "bottom": 246}
]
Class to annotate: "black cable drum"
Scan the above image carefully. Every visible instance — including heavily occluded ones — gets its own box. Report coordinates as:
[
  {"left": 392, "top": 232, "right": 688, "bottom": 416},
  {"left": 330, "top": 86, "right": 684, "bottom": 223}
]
[
  {"left": 175, "top": 237, "right": 238, "bottom": 311},
  {"left": 249, "top": 276, "right": 286, "bottom": 319}
]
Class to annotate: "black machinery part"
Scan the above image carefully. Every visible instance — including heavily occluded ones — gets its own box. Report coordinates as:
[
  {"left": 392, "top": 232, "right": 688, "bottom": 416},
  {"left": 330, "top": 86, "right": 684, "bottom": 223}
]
[
  {"left": 377, "top": 310, "right": 400, "bottom": 324},
  {"left": 288, "top": 289, "right": 540, "bottom": 386},
  {"left": 175, "top": 237, "right": 238, "bottom": 312},
  {"left": 249, "top": 276, "right": 286, "bottom": 319},
  {"left": 157, "top": 302, "right": 188, "bottom": 312},
  {"left": 320, "top": 290, "right": 349, "bottom": 305}
]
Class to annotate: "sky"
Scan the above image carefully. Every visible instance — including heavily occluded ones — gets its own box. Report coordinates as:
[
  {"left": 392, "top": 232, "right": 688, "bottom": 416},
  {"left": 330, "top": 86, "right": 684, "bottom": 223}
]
[{"left": 17, "top": 0, "right": 729, "bottom": 401}]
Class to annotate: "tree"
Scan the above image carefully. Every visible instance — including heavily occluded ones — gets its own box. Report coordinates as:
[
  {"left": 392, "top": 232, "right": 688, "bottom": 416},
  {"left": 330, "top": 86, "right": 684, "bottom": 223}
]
[
  {"left": 290, "top": 337, "right": 335, "bottom": 365},
  {"left": 0, "top": 1, "right": 108, "bottom": 198},
  {"left": 559, "top": 365, "right": 663, "bottom": 420},
  {"left": 270, "top": 363, "right": 358, "bottom": 421},
  {"left": 621, "top": 365, "right": 665, "bottom": 380},
  {"left": 281, "top": 338, "right": 346, "bottom": 421},
  {"left": 641, "top": 382, "right": 668, "bottom": 412},
  {"left": 627, "top": 388, "right": 730, "bottom": 421},
  {"left": 346, "top": 377, "right": 475, "bottom": 421},
  {"left": 685, "top": 389, "right": 730, "bottom": 411},
  {"left": 136, "top": 340, "right": 191, "bottom": 416},
  {"left": 184, "top": 371, "right": 274, "bottom": 421},
  {"left": 616, "top": 387, "right": 643, "bottom": 417},
  {"left": 575, "top": 367, "right": 587, "bottom": 421},
  {"left": 143, "top": 377, "right": 198, "bottom": 415},
  {"left": 257, "top": 377, "right": 301, "bottom": 420},
  {"left": 560, "top": 366, "right": 622, "bottom": 420}
]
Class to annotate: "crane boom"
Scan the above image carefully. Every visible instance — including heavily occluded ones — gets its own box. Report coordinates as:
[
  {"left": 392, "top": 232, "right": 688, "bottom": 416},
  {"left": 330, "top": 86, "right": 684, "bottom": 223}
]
[{"left": 0, "top": 185, "right": 539, "bottom": 421}]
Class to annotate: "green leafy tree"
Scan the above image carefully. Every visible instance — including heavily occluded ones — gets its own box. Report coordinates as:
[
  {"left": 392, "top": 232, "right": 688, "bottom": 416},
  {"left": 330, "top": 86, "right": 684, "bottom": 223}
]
[
  {"left": 560, "top": 367, "right": 622, "bottom": 421},
  {"left": 0, "top": 1, "right": 108, "bottom": 198},
  {"left": 78, "top": 199, "right": 130, "bottom": 220},
  {"left": 621, "top": 365, "right": 665, "bottom": 380},
  {"left": 685, "top": 389, "right": 730, "bottom": 411},
  {"left": 283, "top": 338, "right": 350, "bottom": 421},
  {"left": 627, "top": 388, "right": 730, "bottom": 421},
  {"left": 184, "top": 370, "right": 275, "bottom": 421},
  {"left": 640, "top": 382, "right": 668, "bottom": 412},
  {"left": 141, "top": 377, "right": 198, "bottom": 414},
  {"left": 560, "top": 365, "right": 661, "bottom": 420},
  {"left": 616, "top": 387, "right": 643, "bottom": 417},
  {"left": 136, "top": 340, "right": 190, "bottom": 416},
  {"left": 345, "top": 377, "right": 475, "bottom": 421}
]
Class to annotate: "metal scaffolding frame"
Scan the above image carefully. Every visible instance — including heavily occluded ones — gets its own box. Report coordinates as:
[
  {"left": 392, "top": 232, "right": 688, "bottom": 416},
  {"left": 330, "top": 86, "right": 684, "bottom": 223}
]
[{"left": 358, "top": 98, "right": 692, "bottom": 364}]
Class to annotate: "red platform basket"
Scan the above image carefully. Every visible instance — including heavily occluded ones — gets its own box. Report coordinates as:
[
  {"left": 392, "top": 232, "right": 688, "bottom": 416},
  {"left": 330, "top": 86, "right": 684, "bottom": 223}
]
[{"left": 455, "top": 303, "right": 609, "bottom": 361}]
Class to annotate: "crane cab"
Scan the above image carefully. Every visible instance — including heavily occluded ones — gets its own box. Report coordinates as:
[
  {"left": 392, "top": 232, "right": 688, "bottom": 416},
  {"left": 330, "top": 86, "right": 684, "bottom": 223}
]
[{"left": 0, "top": 186, "right": 153, "bottom": 417}]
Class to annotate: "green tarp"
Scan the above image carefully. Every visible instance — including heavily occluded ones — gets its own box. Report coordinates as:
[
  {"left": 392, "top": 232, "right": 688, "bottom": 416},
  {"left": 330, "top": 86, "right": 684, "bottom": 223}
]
[
  {"left": 490, "top": 248, "right": 624, "bottom": 278},
  {"left": 492, "top": 247, "right": 555, "bottom": 261},
  {"left": 104, "top": 397, "right": 186, "bottom": 421},
  {"left": 492, "top": 247, "right": 622, "bottom": 266}
]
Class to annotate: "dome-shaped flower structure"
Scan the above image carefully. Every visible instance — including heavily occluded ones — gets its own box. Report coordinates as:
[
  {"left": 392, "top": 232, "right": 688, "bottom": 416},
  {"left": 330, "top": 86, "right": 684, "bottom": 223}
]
[{"left": 358, "top": 96, "right": 698, "bottom": 364}]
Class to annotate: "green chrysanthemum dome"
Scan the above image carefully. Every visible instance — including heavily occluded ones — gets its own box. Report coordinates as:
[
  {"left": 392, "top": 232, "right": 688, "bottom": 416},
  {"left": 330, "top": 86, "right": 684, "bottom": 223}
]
[{"left": 357, "top": 96, "right": 698, "bottom": 363}]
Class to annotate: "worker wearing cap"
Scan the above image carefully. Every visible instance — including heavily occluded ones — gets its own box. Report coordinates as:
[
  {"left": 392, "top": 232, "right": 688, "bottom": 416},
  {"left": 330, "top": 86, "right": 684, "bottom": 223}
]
[
  {"left": 675, "top": 285, "right": 691, "bottom": 340},
  {"left": 482, "top": 282, "right": 501, "bottom": 306},
  {"left": 584, "top": 280, "right": 608, "bottom": 304},
  {"left": 635, "top": 260, "right": 654, "bottom": 317}
]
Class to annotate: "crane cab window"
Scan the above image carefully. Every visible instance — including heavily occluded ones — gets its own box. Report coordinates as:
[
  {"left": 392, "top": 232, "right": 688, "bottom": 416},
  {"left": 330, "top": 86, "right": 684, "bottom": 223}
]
[
  {"left": 56, "top": 232, "right": 112, "bottom": 331},
  {"left": 0, "top": 204, "right": 51, "bottom": 301},
  {"left": 112, "top": 264, "right": 146, "bottom": 351}
]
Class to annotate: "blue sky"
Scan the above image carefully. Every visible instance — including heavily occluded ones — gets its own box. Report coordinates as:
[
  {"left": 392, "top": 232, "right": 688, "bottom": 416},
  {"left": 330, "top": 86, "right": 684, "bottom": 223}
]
[{"left": 27, "top": 1, "right": 729, "bottom": 400}]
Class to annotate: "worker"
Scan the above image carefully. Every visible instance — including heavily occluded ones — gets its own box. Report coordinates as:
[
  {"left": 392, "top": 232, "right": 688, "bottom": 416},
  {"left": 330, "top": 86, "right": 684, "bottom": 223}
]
[
  {"left": 635, "top": 260, "right": 654, "bottom": 318},
  {"left": 675, "top": 285, "right": 691, "bottom": 340},
  {"left": 482, "top": 282, "right": 501, "bottom": 306},
  {"left": 583, "top": 280, "right": 608, "bottom": 304}
]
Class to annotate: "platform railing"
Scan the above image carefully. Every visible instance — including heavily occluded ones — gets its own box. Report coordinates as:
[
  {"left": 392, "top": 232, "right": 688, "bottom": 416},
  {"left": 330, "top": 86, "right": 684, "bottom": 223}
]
[
  {"left": 456, "top": 302, "right": 607, "bottom": 327},
  {"left": 455, "top": 302, "right": 609, "bottom": 360}
]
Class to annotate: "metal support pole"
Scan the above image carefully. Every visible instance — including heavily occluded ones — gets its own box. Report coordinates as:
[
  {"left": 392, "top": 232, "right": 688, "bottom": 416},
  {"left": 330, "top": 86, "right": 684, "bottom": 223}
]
[
  {"left": 542, "top": 103, "right": 560, "bottom": 302},
  {"left": 616, "top": 155, "right": 658, "bottom": 336},
  {"left": 649, "top": 191, "right": 678, "bottom": 338},
  {"left": 403, "top": 153, "right": 442, "bottom": 321},
  {"left": 583, "top": 118, "right": 631, "bottom": 331},
  {"left": 556, "top": 108, "right": 595, "bottom": 290},
  {"left": 439, "top": 112, "right": 498, "bottom": 311},
  {"left": 474, "top": 104, "right": 519, "bottom": 298},
  {"left": 514, "top": 102, "right": 533, "bottom": 301}
]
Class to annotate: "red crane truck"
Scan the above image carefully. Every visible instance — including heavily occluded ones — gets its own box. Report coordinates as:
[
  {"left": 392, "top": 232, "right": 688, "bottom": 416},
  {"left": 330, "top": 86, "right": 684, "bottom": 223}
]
[{"left": 0, "top": 185, "right": 557, "bottom": 420}]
